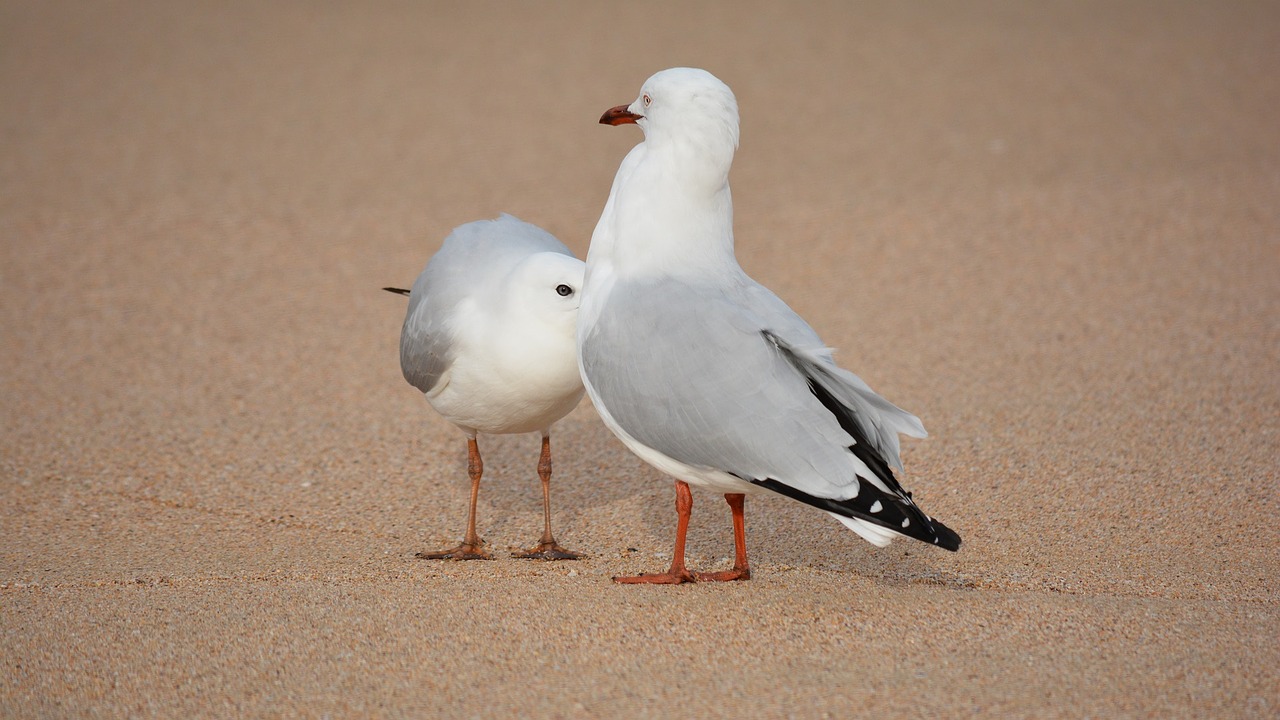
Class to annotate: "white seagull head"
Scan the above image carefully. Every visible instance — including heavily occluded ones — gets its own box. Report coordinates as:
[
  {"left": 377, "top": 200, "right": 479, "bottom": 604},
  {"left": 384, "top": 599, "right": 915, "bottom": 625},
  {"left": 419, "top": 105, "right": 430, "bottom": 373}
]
[
  {"left": 601, "top": 67, "right": 740, "bottom": 167},
  {"left": 502, "top": 250, "right": 584, "bottom": 337}
]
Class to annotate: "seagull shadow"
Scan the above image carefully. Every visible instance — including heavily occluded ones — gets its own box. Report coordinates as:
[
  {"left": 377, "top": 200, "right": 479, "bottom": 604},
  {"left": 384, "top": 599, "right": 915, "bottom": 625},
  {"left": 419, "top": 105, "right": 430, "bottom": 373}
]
[
  {"left": 500, "top": 409, "right": 957, "bottom": 580},
  {"left": 394, "top": 404, "right": 961, "bottom": 585},
  {"left": 403, "top": 406, "right": 646, "bottom": 556}
]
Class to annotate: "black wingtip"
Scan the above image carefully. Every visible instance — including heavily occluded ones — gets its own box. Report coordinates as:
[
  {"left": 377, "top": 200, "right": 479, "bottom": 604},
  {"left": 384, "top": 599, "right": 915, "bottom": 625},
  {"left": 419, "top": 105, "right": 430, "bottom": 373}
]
[
  {"left": 757, "top": 329, "right": 962, "bottom": 551},
  {"left": 929, "top": 519, "right": 963, "bottom": 552},
  {"left": 382, "top": 287, "right": 411, "bottom": 296},
  {"left": 752, "top": 476, "right": 962, "bottom": 552}
]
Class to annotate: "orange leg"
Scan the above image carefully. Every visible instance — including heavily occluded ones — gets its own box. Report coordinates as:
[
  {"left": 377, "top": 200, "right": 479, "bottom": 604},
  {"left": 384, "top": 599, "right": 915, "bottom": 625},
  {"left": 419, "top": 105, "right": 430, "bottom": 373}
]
[
  {"left": 417, "top": 437, "right": 491, "bottom": 560},
  {"left": 614, "top": 480, "right": 698, "bottom": 584},
  {"left": 695, "top": 493, "right": 751, "bottom": 582},
  {"left": 514, "top": 435, "right": 583, "bottom": 560}
]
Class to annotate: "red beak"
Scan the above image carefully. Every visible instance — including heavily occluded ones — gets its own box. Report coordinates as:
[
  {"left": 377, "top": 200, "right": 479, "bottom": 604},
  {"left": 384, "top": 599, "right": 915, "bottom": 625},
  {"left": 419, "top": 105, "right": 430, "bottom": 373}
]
[{"left": 600, "top": 104, "right": 641, "bottom": 126}]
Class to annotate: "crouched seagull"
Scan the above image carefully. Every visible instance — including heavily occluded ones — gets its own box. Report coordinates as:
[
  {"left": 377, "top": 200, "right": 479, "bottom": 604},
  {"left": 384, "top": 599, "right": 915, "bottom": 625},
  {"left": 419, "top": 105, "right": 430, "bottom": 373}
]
[
  {"left": 578, "top": 68, "right": 961, "bottom": 584},
  {"left": 387, "top": 214, "right": 586, "bottom": 560}
]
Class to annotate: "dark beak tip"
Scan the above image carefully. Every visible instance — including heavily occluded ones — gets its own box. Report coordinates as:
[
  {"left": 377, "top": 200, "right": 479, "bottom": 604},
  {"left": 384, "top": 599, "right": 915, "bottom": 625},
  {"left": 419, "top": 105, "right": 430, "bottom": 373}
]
[{"left": 600, "top": 104, "right": 640, "bottom": 126}]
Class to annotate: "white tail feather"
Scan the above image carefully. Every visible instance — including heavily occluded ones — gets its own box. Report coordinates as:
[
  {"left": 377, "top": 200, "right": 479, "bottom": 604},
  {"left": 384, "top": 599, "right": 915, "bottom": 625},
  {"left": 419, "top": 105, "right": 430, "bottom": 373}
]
[{"left": 829, "top": 512, "right": 901, "bottom": 547}]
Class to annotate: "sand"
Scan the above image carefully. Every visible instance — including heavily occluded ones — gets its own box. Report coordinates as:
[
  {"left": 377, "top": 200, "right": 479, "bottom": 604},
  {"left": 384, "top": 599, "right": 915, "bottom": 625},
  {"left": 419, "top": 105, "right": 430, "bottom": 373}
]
[{"left": 2, "top": 1, "right": 1277, "bottom": 717}]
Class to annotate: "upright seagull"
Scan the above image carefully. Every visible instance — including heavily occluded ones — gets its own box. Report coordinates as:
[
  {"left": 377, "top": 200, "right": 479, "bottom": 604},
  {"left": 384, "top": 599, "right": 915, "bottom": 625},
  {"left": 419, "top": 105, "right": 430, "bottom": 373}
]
[
  {"left": 578, "top": 68, "right": 961, "bottom": 584},
  {"left": 389, "top": 214, "right": 586, "bottom": 560}
]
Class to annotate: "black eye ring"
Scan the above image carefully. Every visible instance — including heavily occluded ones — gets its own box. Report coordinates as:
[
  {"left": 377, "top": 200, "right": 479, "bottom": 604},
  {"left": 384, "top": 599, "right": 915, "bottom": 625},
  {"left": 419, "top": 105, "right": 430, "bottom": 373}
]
[{"left": 556, "top": 284, "right": 573, "bottom": 297}]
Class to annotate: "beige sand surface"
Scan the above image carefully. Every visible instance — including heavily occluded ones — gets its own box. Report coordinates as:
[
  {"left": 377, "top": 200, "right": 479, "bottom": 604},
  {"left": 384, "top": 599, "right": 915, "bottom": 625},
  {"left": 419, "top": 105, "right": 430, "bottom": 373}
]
[{"left": 3, "top": 1, "right": 1277, "bottom": 717}]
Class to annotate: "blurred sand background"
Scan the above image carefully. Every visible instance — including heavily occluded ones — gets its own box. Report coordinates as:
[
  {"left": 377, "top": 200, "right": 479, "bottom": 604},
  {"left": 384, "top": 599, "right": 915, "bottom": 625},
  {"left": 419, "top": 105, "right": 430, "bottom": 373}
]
[{"left": 2, "top": 1, "right": 1277, "bottom": 717}]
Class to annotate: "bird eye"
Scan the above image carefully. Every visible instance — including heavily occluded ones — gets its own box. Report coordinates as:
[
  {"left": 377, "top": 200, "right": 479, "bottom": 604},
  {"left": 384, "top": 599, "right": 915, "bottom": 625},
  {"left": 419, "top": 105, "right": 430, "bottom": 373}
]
[
  {"left": 556, "top": 284, "right": 574, "bottom": 297},
  {"left": 642, "top": 93, "right": 652, "bottom": 107}
]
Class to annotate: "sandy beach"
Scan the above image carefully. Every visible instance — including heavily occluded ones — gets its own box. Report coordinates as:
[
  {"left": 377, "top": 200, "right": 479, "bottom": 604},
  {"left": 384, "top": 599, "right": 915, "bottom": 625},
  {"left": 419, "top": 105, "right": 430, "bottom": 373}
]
[{"left": 2, "top": 1, "right": 1277, "bottom": 717}]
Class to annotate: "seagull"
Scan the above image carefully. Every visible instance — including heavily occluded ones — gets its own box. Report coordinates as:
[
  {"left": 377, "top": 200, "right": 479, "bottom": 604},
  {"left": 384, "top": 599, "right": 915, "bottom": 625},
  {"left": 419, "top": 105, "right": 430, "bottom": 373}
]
[
  {"left": 387, "top": 213, "right": 586, "bottom": 560},
  {"left": 578, "top": 68, "right": 961, "bottom": 584}
]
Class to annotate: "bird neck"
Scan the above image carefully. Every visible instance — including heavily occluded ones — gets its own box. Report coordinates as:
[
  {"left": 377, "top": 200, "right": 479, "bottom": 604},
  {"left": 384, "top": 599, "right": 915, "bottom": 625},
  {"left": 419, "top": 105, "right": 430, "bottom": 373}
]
[
  {"left": 646, "top": 128, "right": 736, "bottom": 191},
  {"left": 588, "top": 140, "right": 740, "bottom": 282}
]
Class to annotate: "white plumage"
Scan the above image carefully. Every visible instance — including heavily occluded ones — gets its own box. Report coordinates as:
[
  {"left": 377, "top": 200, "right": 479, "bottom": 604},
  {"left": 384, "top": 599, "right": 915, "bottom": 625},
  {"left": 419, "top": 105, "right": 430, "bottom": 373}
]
[
  {"left": 578, "top": 68, "right": 960, "bottom": 583},
  {"left": 393, "top": 214, "right": 585, "bottom": 561}
]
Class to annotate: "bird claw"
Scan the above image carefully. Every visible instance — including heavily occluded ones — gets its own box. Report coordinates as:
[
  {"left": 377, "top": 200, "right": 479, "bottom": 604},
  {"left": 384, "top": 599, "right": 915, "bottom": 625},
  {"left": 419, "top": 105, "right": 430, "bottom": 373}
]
[
  {"left": 612, "top": 568, "right": 698, "bottom": 585},
  {"left": 612, "top": 564, "right": 750, "bottom": 584},
  {"left": 512, "top": 542, "right": 583, "bottom": 561},
  {"left": 415, "top": 543, "right": 491, "bottom": 561}
]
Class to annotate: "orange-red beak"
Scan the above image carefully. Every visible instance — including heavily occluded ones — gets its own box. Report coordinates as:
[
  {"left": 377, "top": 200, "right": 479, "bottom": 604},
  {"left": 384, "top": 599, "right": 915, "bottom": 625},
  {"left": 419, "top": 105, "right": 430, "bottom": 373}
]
[{"left": 600, "top": 104, "right": 641, "bottom": 126}]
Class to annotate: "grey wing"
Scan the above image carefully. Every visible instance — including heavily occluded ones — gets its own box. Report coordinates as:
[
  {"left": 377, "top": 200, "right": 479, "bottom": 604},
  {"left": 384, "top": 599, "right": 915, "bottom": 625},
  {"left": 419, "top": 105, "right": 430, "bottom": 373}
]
[
  {"left": 582, "top": 279, "right": 865, "bottom": 499},
  {"left": 582, "top": 278, "right": 959, "bottom": 548},
  {"left": 399, "top": 271, "right": 455, "bottom": 394},
  {"left": 583, "top": 277, "right": 957, "bottom": 549},
  {"left": 736, "top": 277, "right": 926, "bottom": 467}
]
